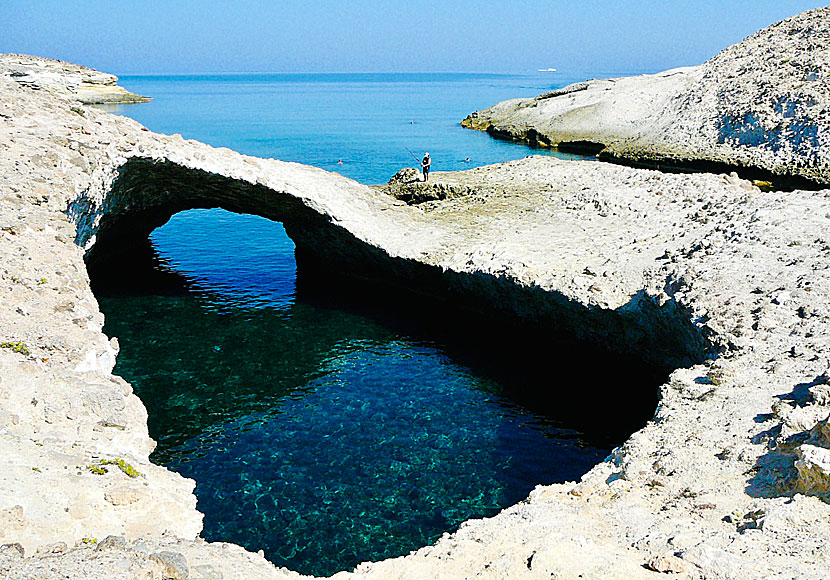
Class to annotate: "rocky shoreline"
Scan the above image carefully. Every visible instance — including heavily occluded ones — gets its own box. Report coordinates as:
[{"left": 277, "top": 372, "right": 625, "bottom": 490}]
[
  {"left": 462, "top": 9, "right": 830, "bottom": 191},
  {"left": 2, "top": 54, "right": 150, "bottom": 105},
  {"left": 3, "top": 9, "right": 830, "bottom": 577}
]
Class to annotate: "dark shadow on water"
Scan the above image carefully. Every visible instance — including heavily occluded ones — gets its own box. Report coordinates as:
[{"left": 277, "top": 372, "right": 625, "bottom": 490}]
[
  {"left": 91, "top": 237, "right": 665, "bottom": 450},
  {"left": 294, "top": 270, "right": 666, "bottom": 449},
  {"left": 90, "top": 235, "right": 192, "bottom": 297}
]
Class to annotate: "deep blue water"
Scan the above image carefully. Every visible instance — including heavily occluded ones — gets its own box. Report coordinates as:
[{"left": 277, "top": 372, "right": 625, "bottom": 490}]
[{"left": 94, "top": 73, "right": 655, "bottom": 577}]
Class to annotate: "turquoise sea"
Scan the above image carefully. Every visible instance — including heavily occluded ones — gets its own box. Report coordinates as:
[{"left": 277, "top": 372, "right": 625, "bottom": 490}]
[
  {"left": 94, "top": 72, "right": 661, "bottom": 576},
  {"left": 109, "top": 71, "right": 628, "bottom": 183}
]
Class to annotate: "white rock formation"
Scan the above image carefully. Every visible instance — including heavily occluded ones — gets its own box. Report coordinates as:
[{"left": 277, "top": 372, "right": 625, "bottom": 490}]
[
  {"left": 463, "top": 7, "right": 830, "bottom": 189},
  {"left": 1, "top": 53, "right": 149, "bottom": 104},
  {"left": 3, "top": 45, "right": 830, "bottom": 579}
]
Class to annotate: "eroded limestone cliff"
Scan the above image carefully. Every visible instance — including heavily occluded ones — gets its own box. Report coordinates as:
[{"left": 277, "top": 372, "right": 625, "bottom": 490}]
[
  {"left": 463, "top": 8, "right": 830, "bottom": 190},
  {"left": 2, "top": 54, "right": 149, "bottom": 104}
]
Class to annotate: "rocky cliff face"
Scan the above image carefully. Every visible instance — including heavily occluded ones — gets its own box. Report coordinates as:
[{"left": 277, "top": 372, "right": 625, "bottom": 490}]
[
  {"left": 1, "top": 53, "right": 149, "bottom": 104},
  {"left": 657, "top": 8, "right": 830, "bottom": 182},
  {"left": 463, "top": 7, "right": 830, "bottom": 189},
  {"left": 2, "top": 46, "right": 830, "bottom": 579}
]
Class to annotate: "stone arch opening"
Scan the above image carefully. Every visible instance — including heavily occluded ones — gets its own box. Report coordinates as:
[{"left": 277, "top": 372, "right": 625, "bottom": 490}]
[
  {"left": 70, "top": 156, "right": 712, "bottom": 575},
  {"left": 76, "top": 158, "right": 363, "bottom": 273},
  {"left": 73, "top": 157, "right": 710, "bottom": 374}
]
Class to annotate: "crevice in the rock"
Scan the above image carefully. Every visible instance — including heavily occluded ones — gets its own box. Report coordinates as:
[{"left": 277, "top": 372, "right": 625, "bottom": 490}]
[
  {"left": 597, "top": 150, "right": 824, "bottom": 192},
  {"left": 557, "top": 140, "right": 607, "bottom": 156}
]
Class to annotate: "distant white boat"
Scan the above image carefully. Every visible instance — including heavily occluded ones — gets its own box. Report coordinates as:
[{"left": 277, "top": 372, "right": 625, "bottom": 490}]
[{"left": 538, "top": 68, "right": 557, "bottom": 72}]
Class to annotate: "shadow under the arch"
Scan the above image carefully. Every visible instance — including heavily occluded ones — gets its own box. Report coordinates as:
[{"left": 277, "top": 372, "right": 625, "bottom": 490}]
[{"left": 89, "top": 227, "right": 677, "bottom": 450}]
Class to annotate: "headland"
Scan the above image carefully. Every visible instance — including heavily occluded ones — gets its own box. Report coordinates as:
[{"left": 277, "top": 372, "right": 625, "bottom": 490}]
[{"left": 462, "top": 8, "right": 830, "bottom": 191}]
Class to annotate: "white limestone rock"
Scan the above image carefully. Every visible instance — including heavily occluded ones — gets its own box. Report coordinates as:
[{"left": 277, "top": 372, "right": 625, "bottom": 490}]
[
  {"left": 0, "top": 53, "right": 149, "bottom": 104},
  {"left": 795, "top": 444, "right": 830, "bottom": 498},
  {"left": 462, "top": 7, "right": 830, "bottom": 188}
]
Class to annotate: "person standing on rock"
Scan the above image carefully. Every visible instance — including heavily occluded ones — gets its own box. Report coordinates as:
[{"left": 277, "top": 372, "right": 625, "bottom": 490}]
[{"left": 422, "top": 152, "right": 431, "bottom": 182}]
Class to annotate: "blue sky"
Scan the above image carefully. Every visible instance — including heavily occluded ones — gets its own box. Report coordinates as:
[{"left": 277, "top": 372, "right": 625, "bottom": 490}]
[{"left": 2, "top": 1, "right": 825, "bottom": 74}]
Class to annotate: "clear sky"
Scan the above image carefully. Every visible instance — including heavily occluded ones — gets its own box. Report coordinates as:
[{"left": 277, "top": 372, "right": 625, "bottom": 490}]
[{"left": 2, "top": 1, "right": 826, "bottom": 75}]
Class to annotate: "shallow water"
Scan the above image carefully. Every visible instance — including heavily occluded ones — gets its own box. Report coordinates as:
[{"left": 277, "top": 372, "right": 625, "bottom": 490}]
[{"left": 95, "top": 73, "right": 657, "bottom": 576}]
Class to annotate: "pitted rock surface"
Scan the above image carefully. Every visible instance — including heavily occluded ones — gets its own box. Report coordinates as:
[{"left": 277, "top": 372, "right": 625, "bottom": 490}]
[{"left": 2, "top": 48, "right": 830, "bottom": 579}]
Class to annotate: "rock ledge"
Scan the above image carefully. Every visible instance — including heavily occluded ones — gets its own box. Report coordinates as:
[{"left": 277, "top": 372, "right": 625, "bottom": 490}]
[{"left": 1, "top": 54, "right": 150, "bottom": 104}]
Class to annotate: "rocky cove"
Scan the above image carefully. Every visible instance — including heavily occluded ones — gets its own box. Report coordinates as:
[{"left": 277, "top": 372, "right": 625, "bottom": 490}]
[{"left": 3, "top": 9, "right": 830, "bottom": 580}]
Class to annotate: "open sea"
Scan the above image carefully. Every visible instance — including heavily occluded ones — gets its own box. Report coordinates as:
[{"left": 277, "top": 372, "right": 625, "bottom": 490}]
[{"left": 94, "top": 71, "right": 658, "bottom": 576}]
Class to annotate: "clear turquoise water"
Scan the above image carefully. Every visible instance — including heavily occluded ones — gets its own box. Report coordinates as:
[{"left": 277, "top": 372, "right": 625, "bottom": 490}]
[
  {"left": 111, "top": 72, "right": 600, "bottom": 184},
  {"left": 95, "top": 73, "right": 657, "bottom": 577}
]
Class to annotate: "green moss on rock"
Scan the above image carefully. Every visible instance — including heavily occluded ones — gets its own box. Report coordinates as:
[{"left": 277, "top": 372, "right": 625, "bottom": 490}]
[{"left": 0, "top": 342, "right": 30, "bottom": 356}]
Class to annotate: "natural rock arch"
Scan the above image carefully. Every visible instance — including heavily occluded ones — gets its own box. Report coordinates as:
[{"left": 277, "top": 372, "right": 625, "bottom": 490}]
[
  {"left": 72, "top": 157, "right": 399, "bottom": 282},
  {"left": 68, "top": 156, "right": 709, "bottom": 374}
]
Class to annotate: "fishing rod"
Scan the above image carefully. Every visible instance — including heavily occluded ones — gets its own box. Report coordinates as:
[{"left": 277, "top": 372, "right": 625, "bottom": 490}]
[{"left": 405, "top": 146, "right": 422, "bottom": 165}]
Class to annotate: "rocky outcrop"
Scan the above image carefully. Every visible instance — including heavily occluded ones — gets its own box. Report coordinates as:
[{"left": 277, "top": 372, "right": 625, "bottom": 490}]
[
  {"left": 462, "top": 8, "right": 830, "bottom": 189},
  {"left": 793, "top": 415, "right": 830, "bottom": 499},
  {"left": 4, "top": 52, "right": 830, "bottom": 578},
  {"left": 375, "top": 167, "right": 475, "bottom": 204},
  {"left": 1, "top": 54, "right": 149, "bottom": 104},
  {"left": 461, "top": 67, "right": 698, "bottom": 152}
]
